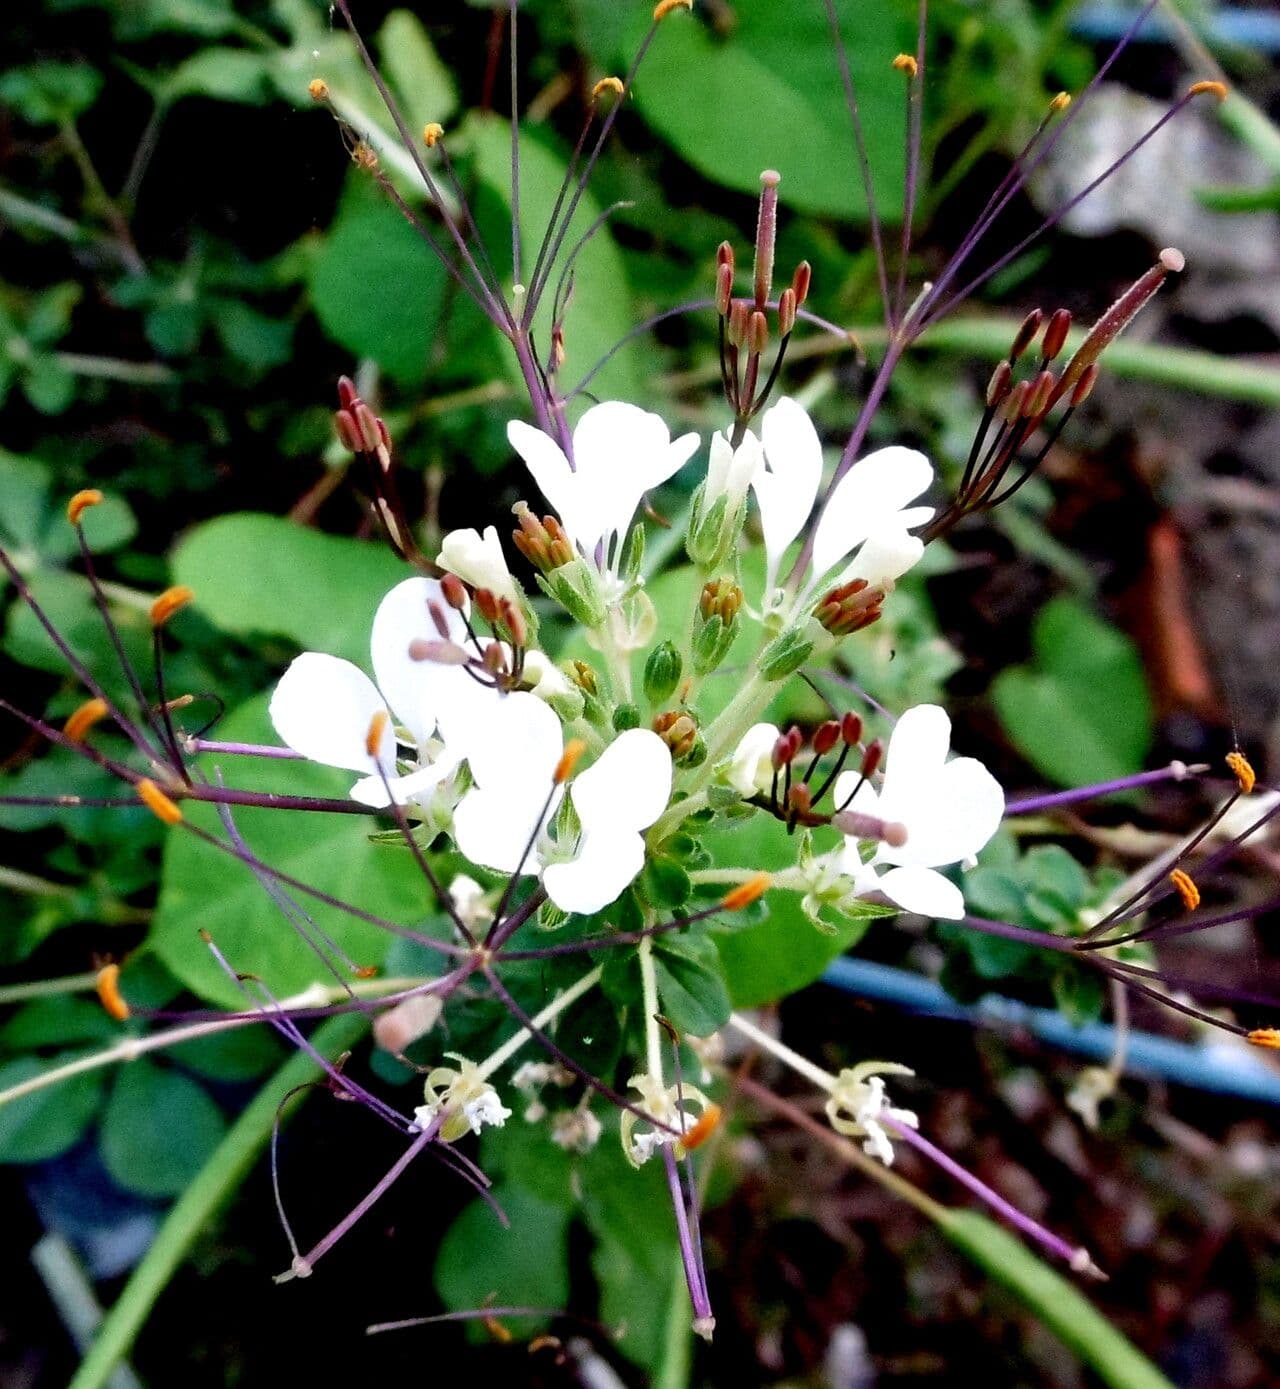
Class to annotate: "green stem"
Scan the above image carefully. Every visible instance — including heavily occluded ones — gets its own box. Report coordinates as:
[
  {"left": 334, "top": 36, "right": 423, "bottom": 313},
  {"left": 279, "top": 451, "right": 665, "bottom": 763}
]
[
  {"left": 53, "top": 352, "right": 176, "bottom": 385},
  {"left": 0, "top": 970, "right": 98, "bottom": 1005},
  {"left": 67, "top": 1014, "right": 367, "bottom": 1389},
  {"left": 0, "top": 865, "right": 75, "bottom": 897}
]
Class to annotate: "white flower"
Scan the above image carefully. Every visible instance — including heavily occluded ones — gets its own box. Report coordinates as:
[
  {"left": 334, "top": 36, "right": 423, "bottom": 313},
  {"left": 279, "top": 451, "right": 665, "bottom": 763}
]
[
  {"left": 415, "top": 1054, "right": 511, "bottom": 1142},
  {"left": 619, "top": 1072, "right": 715, "bottom": 1167},
  {"left": 706, "top": 428, "right": 762, "bottom": 512},
  {"left": 447, "top": 874, "right": 493, "bottom": 931},
  {"left": 746, "top": 396, "right": 934, "bottom": 607},
  {"left": 551, "top": 1106, "right": 603, "bottom": 1154},
  {"left": 543, "top": 728, "right": 673, "bottom": 915},
  {"left": 508, "top": 401, "right": 699, "bottom": 580},
  {"left": 727, "top": 722, "right": 779, "bottom": 797},
  {"left": 835, "top": 704, "right": 1004, "bottom": 920},
  {"left": 519, "top": 648, "right": 572, "bottom": 701},
  {"left": 437, "top": 524, "right": 521, "bottom": 607},
  {"left": 268, "top": 577, "right": 498, "bottom": 808},
  {"left": 825, "top": 1061, "right": 918, "bottom": 1166},
  {"left": 452, "top": 691, "right": 564, "bottom": 875}
]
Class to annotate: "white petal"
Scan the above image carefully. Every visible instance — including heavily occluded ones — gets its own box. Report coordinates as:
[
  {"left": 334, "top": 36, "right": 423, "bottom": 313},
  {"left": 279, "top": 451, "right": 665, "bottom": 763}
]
[
  {"left": 509, "top": 419, "right": 598, "bottom": 553},
  {"left": 875, "top": 865, "right": 965, "bottom": 920},
  {"left": 349, "top": 753, "right": 463, "bottom": 809},
  {"left": 753, "top": 399, "right": 822, "bottom": 589},
  {"left": 465, "top": 691, "right": 563, "bottom": 798},
  {"left": 728, "top": 722, "right": 779, "bottom": 796},
  {"left": 832, "top": 770, "right": 881, "bottom": 819},
  {"left": 437, "top": 525, "right": 519, "bottom": 605},
  {"left": 809, "top": 445, "right": 933, "bottom": 584},
  {"left": 269, "top": 652, "right": 392, "bottom": 773},
  {"left": 706, "top": 431, "right": 734, "bottom": 499},
  {"left": 881, "top": 756, "right": 1005, "bottom": 869},
  {"left": 453, "top": 788, "right": 555, "bottom": 875},
  {"left": 879, "top": 704, "right": 951, "bottom": 798},
  {"left": 571, "top": 728, "right": 671, "bottom": 834},
  {"left": 544, "top": 829, "right": 644, "bottom": 914},
  {"left": 370, "top": 577, "right": 469, "bottom": 748},
  {"left": 835, "top": 530, "right": 925, "bottom": 589}
]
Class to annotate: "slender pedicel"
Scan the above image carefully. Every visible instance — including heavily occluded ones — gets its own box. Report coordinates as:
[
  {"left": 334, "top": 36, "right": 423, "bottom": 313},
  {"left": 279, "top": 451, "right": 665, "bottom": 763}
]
[{"left": 1005, "top": 762, "right": 1202, "bottom": 815}]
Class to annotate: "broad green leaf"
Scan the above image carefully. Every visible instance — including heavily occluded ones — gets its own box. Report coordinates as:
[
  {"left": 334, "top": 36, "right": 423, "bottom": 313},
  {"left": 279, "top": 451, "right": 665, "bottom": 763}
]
[
  {"left": 1, "top": 998, "right": 121, "bottom": 1050},
  {"left": 171, "top": 511, "right": 408, "bottom": 665},
  {"left": 653, "top": 931, "right": 731, "bottom": 1037},
  {"left": 940, "top": 1210, "right": 1174, "bottom": 1389},
  {"left": 616, "top": 0, "right": 911, "bottom": 220},
  {"left": 0, "top": 63, "right": 103, "bottom": 124},
  {"left": 435, "top": 1183, "right": 570, "bottom": 1321},
  {"left": 0, "top": 1055, "right": 102, "bottom": 1163},
  {"left": 992, "top": 596, "right": 1153, "bottom": 788},
  {"left": 100, "top": 1060, "right": 228, "bottom": 1198},
  {"left": 159, "top": 49, "right": 275, "bottom": 105},
  {"left": 168, "top": 1025, "right": 284, "bottom": 1082},
  {"left": 151, "top": 693, "right": 445, "bottom": 1006}
]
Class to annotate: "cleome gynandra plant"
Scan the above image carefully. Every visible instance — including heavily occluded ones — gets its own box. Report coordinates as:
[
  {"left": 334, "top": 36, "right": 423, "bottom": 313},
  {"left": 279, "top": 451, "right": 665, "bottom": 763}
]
[{"left": 3, "top": 0, "right": 1280, "bottom": 1379}]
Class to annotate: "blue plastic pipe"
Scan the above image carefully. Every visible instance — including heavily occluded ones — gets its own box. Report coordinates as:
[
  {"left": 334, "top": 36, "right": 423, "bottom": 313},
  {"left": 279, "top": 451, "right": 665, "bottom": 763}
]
[{"left": 1072, "top": 4, "right": 1280, "bottom": 54}]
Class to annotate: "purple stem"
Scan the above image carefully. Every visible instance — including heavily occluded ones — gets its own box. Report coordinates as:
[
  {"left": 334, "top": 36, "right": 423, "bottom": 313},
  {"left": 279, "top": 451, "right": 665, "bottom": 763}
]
[
  {"left": 960, "top": 915, "right": 1076, "bottom": 954},
  {"left": 1005, "top": 762, "right": 1200, "bottom": 816},
  {"left": 187, "top": 739, "right": 304, "bottom": 760},
  {"left": 661, "top": 1143, "right": 713, "bottom": 1326},
  {"left": 885, "top": 1116, "right": 1093, "bottom": 1273}
]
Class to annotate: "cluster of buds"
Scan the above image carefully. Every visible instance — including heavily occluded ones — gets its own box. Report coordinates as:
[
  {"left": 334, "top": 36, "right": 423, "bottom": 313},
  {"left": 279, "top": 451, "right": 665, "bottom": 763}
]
[
  {"left": 926, "top": 248, "right": 1184, "bottom": 539},
  {"left": 716, "top": 171, "right": 812, "bottom": 443},
  {"left": 511, "top": 501, "right": 606, "bottom": 628},
  {"left": 653, "top": 709, "right": 703, "bottom": 765},
  {"left": 333, "top": 376, "right": 427, "bottom": 567},
  {"left": 812, "top": 577, "right": 885, "bottom": 638},
  {"left": 692, "top": 577, "right": 742, "bottom": 675}
]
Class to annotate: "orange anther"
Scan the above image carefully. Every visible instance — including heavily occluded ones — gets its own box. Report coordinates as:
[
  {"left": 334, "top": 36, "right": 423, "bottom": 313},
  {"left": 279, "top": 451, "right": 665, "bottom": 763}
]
[
  {"left": 67, "top": 489, "right": 103, "bottom": 525},
  {"left": 679, "top": 1102, "right": 722, "bottom": 1153},
  {"left": 423, "top": 121, "right": 444, "bottom": 147},
  {"left": 554, "top": 738, "right": 587, "bottom": 784},
  {"left": 136, "top": 778, "right": 183, "bottom": 825},
  {"left": 63, "top": 697, "right": 110, "bottom": 744},
  {"left": 1226, "top": 750, "right": 1256, "bottom": 795},
  {"left": 1169, "top": 868, "right": 1200, "bottom": 912},
  {"left": 96, "top": 963, "right": 130, "bottom": 1021},
  {"left": 1050, "top": 91, "right": 1072, "bottom": 113},
  {"left": 653, "top": 0, "right": 692, "bottom": 18},
  {"left": 591, "top": 76, "right": 625, "bottom": 100},
  {"left": 721, "top": 873, "right": 771, "bottom": 911},
  {"left": 365, "top": 709, "right": 390, "bottom": 759},
  {"left": 892, "top": 53, "right": 918, "bottom": 77},
  {"left": 1188, "top": 79, "right": 1228, "bottom": 103},
  {"left": 149, "top": 585, "right": 195, "bottom": 627},
  {"left": 1248, "top": 1027, "right": 1280, "bottom": 1050},
  {"left": 483, "top": 1316, "right": 513, "bottom": 1344},
  {"left": 307, "top": 77, "right": 329, "bottom": 101},
  {"left": 354, "top": 964, "right": 379, "bottom": 980}
]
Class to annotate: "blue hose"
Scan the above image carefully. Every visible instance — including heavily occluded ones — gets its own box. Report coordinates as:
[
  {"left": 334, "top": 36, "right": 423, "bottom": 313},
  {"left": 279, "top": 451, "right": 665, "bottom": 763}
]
[
  {"left": 821, "top": 955, "right": 1280, "bottom": 1106},
  {"left": 1072, "top": 4, "right": 1280, "bottom": 54}
]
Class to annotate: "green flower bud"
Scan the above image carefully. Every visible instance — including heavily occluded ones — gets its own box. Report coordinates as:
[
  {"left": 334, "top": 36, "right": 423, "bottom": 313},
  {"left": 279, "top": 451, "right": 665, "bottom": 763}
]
[
  {"left": 613, "top": 703, "right": 641, "bottom": 732},
  {"left": 643, "top": 640, "right": 683, "bottom": 705},
  {"left": 537, "top": 557, "right": 606, "bottom": 628},
  {"left": 759, "top": 627, "right": 814, "bottom": 681}
]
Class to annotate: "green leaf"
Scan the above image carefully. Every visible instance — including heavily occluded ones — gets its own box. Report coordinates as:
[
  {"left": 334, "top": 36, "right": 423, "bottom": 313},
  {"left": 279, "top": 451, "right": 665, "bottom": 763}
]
[
  {"left": 379, "top": 9, "right": 459, "bottom": 131},
  {"left": 435, "top": 1183, "right": 570, "bottom": 1322},
  {"left": 0, "top": 1055, "right": 103, "bottom": 1163},
  {"left": 151, "top": 692, "right": 443, "bottom": 1006},
  {"left": 992, "top": 597, "right": 1153, "bottom": 788},
  {"left": 100, "top": 1060, "right": 228, "bottom": 1198},
  {"left": 614, "top": 0, "right": 910, "bottom": 221},
  {"left": 1, "top": 998, "right": 120, "bottom": 1050},
  {"left": 0, "top": 62, "right": 103, "bottom": 124},
  {"left": 213, "top": 300, "right": 293, "bottom": 371},
  {"left": 171, "top": 511, "right": 408, "bottom": 665},
  {"left": 309, "top": 179, "right": 455, "bottom": 385},
  {"left": 159, "top": 49, "right": 275, "bottom": 105},
  {"left": 652, "top": 931, "right": 731, "bottom": 1037},
  {"left": 939, "top": 1210, "right": 1175, "bottom": 1389},
  {"left": 168, "top": 1026, "right": 284, "bottom": 1082}
]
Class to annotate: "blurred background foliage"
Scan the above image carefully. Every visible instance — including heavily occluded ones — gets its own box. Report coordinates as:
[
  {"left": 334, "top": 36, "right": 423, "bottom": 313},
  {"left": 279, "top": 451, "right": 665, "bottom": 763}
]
[{"left": 3, "top": 0, "right": 1280, "bottom": 1385}]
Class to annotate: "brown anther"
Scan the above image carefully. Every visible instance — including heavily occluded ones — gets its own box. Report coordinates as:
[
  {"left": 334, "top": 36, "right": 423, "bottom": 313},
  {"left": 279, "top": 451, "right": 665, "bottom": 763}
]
[
  {"left": 653, "top": 710, "right": 699, "bottom": 761},
  {"left": 555, "top": 739, "right": 587, "bottom": 784},
  {"left": 1002, "top": 379, "right": 1030, "bottom": 423},
  {"left": 1247, "top": 1027, "right": 1280, "bottom": 1050},
  {"left": 892, "top": 53, "right": 918, "bottom": 77},
  {"left": 715, "top": 260, "right": 734, "bottom": 317},
  {"left": 747, "top": 308, "right": 769, "bottom": 356},
  {"left": 832, "top": 809, "right": 907, "bottom": 847},
  {"left": 1010, "top": 309, "right": 1044, "bottom": 362},
  {"left": 365, "top": 710, "right": 390, "bottom": 760},
  {"left": 1050, "top": 91, "right": 1072, "bottom": 113},
  {"left": 716, "top": 239, "right": 735, "bottom": 271},
  {"left": 882, "top": 821, "right": 909, "bottom": 849},
  {"left": 1226, "top": 750, "right": 1256, "bottom": 795},
  {"left": 986, "top": 359, "right": 1013, "bottom": 408},
  {"left": 841, "top": 712, "right": 862, "bottom": 746},
  {"left": 1041, "top": 308, "right": 1072, "bottom": 361},
  {"left": 570, "top": 660, "right": 598, "bottom": 696},
  {"left": 653, "top": 0, "right": 692, "bottom": 18},
  {"left": 813, "top": 578, "right": 884, "bottom": 637},
  {"left": 423, "top": 121, "right": 444, "bottom": 146},
  {"left": 726, "top": 299, "right": 749, "bottom": 348},
  {"left": 787, "top": 782, "right": 813, "bottom": 818},
  {"left": 350, "top": 141, "right": 379, "bottom": 171},
  {"left": 334, "top": 410, "right": 363, "bottom": 453},
  {"left": 354, "top": 401, "right": 383, "bottom": 454},
  {"left": 1188, "top": 79, "right": 1228, "bottom": 103},
  {"left": 498, "top": 597, "right": 527, "bottom": 646},
  {"left": 700, "top": 577, "right": 743, "bottom": 625},
  {"left": 528, "top": 1335, "right": 564, "bottom": 1358},
  {"left": 777, "top": 286, "right": 797, "bottom": 337},
  {"left": 812, "top": 720, "right": 841, "bottom": 757},
  {"left": 721, "top": 873, "right": 771, "bottom": 911},
  {"left": 591, "top": 76, "right": 625, "bottom": 100},
  {"left": 1026, "top": 369, "right": 1056, "bottom": 418},
  {"left": 408, "top": 638, "right": 470, "bottom": 666},
  {"left": 95, "top": 964, "right": 130, "bottom": 1021},
  {"left": 67, "top": 489, "right": 104, "bottom": 525},
  {"left": 483, "top": 1317, "right": 513, "bottom": 1344},
  {"left": 149, "top": 585, "right": 195, "bottom": 628},
  {"left": 473, "top": 589, "right": 500, "bottom": 626},
  {"left": 136, "top": 778, "right": 183, "bottom": 826},
  {"left": 481, "top": 641, "right": 508, "bottom": 676},
  {"left": 771, "top": 730, "right": 798, "bottom": 770},
  {"left": 440, "top": 573, "right": 468, "bottom": 610},
  {"left": 1071, "top": 363, "right": 1100, "bottom": 407},
  {"left": 1169, "top": 867, "right": 1200, "bottom": 911},
  {"left": 511, "top": 502, "right": 574, "bottom": 572},
  {"left": 679, "top": 1102, "right": 723, "bottom": 1153},
  {"left": 791, "top": 260, "right": 811, "bottom": 306},
  {"left": 308, "top": 78, "right": 330, "bottom": 101},
  {"left": 63, "top": 697, "right": 110, "bottom": 744},
  {"left": 860, "top": 740, "right": 883, "bottom": 779}
]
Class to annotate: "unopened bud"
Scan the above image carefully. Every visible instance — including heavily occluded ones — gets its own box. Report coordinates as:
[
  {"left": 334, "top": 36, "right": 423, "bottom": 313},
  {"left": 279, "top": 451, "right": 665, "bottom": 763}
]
[
  {"left": 860, "top": 740, "right": 883, "bottom": 779},
  {"left": 643, "top": 640, "right": 683, "bottom": 705},
  {"left": 812, "top": 720, "right": 840, "bottom": 756},
  {"left": 841, "top": 712, "right": 862, "bottom": 746},
  {"left": 653, "top": 710, "right": 699, "bottom": 761},
  {"left": 613, "top": 703, "right": 641, "bottom": 732}
]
